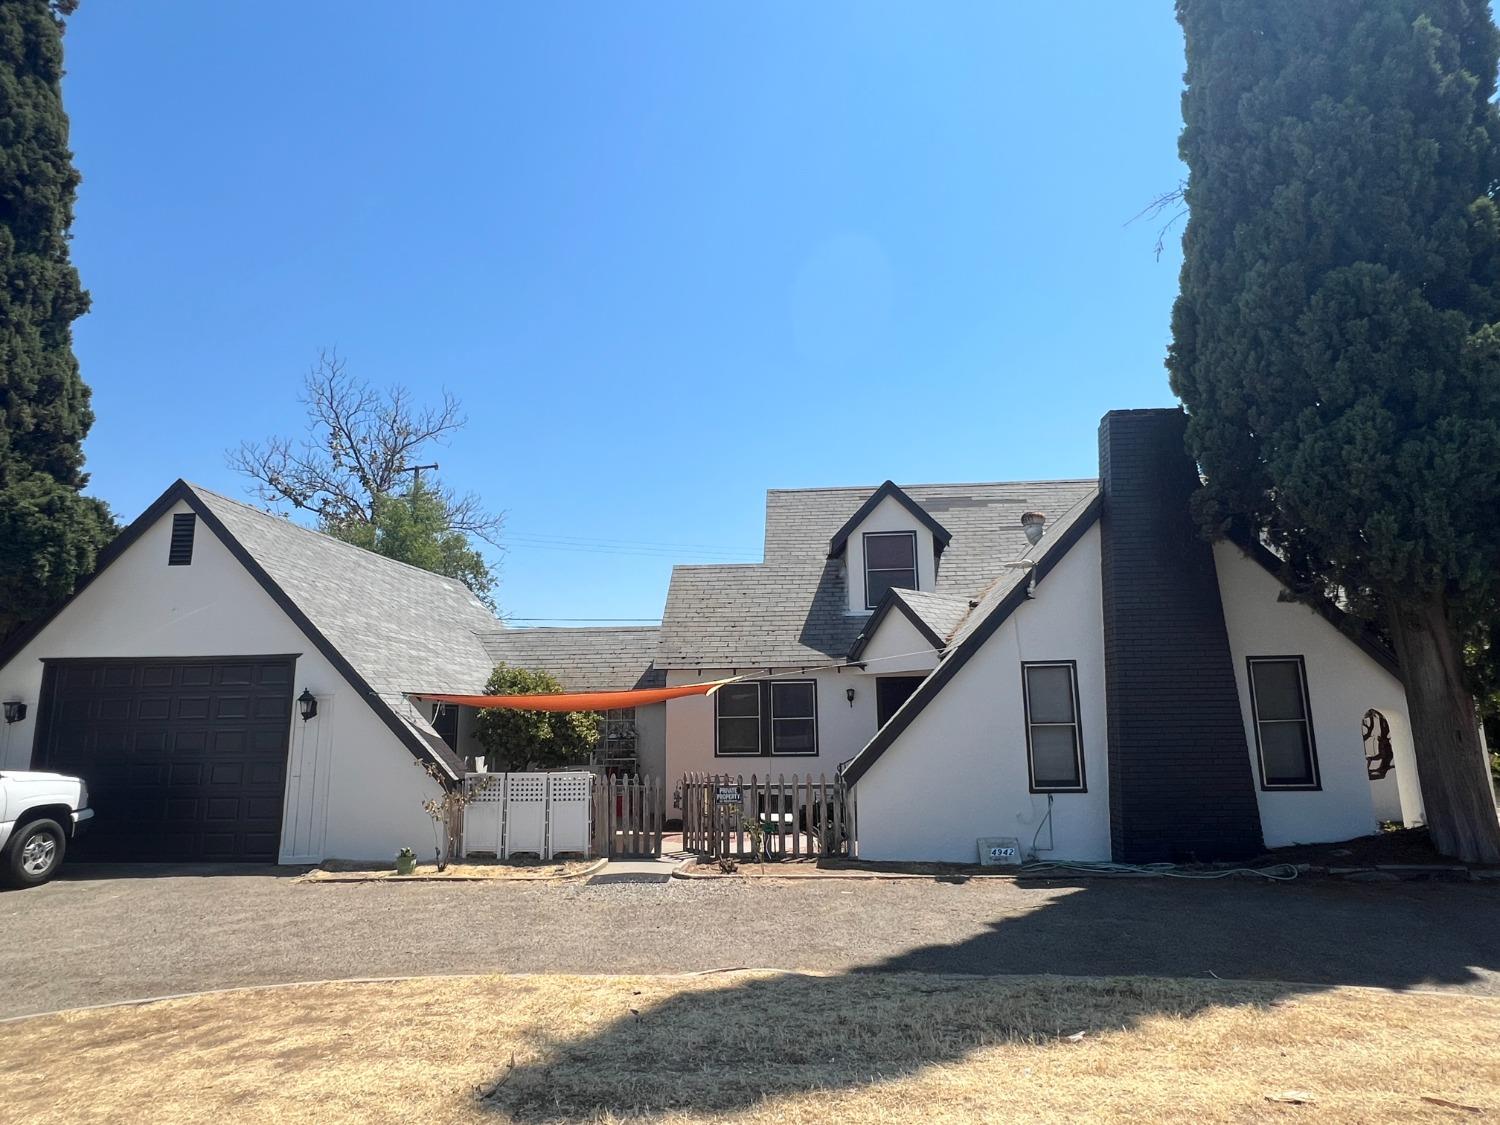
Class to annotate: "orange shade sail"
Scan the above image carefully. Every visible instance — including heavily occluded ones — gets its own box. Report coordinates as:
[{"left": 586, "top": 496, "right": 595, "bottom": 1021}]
[{"left": 408, "top": 678, "right": 737, "bottom": 713}]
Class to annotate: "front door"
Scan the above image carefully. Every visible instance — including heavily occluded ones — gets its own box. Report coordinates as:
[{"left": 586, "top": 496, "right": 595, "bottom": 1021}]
[{"left": 875, "top": 675, "right": 925, "bottom": 727}]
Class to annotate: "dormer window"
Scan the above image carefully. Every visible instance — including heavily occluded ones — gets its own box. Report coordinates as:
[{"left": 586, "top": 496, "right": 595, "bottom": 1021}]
[{"left": 863, "top": 531, "right": 917, "bottom": 609}]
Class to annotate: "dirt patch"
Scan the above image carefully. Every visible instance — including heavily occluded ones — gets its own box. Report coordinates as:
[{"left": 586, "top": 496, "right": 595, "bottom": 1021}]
[
  {"left": 302, "top": 857, "right": 602, "bottom": 882},
  {"left": 3, "top": 972, "right": 1496, "bottom": 1123},
  {"left": 1255, "top": 826, "right": 1484, "bottom": 869}
]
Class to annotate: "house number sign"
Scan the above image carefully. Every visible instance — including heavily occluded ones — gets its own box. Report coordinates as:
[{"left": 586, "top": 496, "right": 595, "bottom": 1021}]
[{"left": 977, "top": 836, "right": 1023, "bottom": 867}]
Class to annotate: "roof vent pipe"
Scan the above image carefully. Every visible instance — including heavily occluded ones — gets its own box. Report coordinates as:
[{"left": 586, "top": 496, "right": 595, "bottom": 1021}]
[{"left": 1021, "top": 511, "right": 1046, "bottom": 546}]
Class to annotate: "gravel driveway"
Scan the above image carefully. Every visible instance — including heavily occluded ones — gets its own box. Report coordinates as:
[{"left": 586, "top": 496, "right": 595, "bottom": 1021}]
[{"left": 3, "top": 864, "right": 1498, "bottom": 1018}]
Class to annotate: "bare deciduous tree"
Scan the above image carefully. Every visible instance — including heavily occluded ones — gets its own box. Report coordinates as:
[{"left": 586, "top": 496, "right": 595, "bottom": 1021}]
[{"left": 228, "top": 349, "right": 503, "bottom": 545}]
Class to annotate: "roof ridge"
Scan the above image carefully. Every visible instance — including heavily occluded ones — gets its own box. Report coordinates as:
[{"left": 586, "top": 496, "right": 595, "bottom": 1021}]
[
  {"left": 476, "top": 625, "right": 661, "bottom": 635},
  {"left": 767, "top": 477, "right": 1099, "bottom": 495},
  {"left": 187, "top": 482, "right": 498, "bottom": 606}
]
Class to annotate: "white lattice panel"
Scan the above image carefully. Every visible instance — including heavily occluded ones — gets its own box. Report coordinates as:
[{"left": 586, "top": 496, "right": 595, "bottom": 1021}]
[
  {"left": 547, "top": 772, "right": 592, "bottom": 855},
  {"left": 462, "top": 771, "right": 597, "bottom": 860},
  {"left": 507, "top": 775, "right": 547, "bottom": 803}
]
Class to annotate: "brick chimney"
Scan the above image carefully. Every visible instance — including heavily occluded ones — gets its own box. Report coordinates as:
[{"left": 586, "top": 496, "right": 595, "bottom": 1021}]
[{"left": 1098, "top": 408, "right": 1264, "bottom": 862}]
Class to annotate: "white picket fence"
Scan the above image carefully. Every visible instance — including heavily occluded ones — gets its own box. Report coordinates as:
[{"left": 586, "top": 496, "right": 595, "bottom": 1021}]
[{"left": 461, "top": 771, "right": 593, "bottom": 860}]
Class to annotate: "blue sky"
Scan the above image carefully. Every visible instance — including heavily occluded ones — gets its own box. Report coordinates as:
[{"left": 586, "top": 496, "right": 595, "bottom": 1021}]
[{"left": 62, "top": 3, "right": 1187, "bottom": 622}]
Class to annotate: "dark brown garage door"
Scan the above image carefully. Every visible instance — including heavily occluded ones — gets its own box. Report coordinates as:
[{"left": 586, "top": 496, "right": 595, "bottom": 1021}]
[{"left": 34, "top": 657, "right": 295, "bottom": 862}]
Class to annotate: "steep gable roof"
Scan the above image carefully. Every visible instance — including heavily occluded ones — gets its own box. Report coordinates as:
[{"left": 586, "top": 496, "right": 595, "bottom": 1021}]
[
  {"left": 659, "top": 479, "right": 1098, "bottom": 668},
  {"left": 0, "top": 480, "right": 502, "bottom": 778},
  {"left": 847, "top": 588, "right": 972, "bottom": 662},
  {"left": 827, "top": 480, "right": 953, "bottom": 558},
  {"left": 476, "top": 626, "right": 665, "bottom": 692},
  {"left": 842, "top": 490, "right": 1103, "bottom": 786}
]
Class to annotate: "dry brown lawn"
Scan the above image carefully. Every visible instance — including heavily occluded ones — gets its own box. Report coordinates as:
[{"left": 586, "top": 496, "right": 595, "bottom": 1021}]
[{"left": 4, "top": 972, "right": 1496, "bottom": 1124}]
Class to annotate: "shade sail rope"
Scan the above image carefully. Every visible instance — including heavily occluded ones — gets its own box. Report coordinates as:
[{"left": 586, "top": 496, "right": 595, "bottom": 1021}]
[{"left": 404, "top": 643, "right": 952, "bottom": 712}]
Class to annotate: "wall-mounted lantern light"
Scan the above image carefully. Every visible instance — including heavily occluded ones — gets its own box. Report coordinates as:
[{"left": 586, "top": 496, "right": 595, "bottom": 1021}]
[
  {"left": 845, "top": 687, "right": 856, "bottom": 708},
  {"left": 2, "top": 701, "right": 26, "bottom": 724},
  {"left": 297, "top": 689, "right": 319, "bottom": 722}
]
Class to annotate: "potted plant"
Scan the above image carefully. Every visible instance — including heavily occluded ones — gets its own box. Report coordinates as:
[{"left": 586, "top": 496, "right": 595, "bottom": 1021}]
[{"left": 395, "top": 846, "right": 417, "bottom": 876}]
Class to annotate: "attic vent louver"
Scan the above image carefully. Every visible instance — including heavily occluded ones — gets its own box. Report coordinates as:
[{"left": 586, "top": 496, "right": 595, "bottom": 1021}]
[{"left": 168, "top": 513, "right": 196, "bottom": 565}]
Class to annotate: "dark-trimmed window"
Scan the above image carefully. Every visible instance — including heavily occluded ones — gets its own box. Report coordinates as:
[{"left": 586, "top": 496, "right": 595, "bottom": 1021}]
[
  {"left": 864, "top": 531, "right": 917, "bottom": 609},
  {"left": 715, "top": 680, "right": 819, "bottom": 756},
  {"left": 1022, "top": 661, "right": 1085, "bottom": 792},
  {"left": 1247, "top": 656, "right": 1319, "bottom": 789},
  {"left": 715, "top": 683, "right": 762, "bottom": 756}
]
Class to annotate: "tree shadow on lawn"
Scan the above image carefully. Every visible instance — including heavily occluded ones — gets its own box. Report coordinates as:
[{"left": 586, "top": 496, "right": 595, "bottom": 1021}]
[{"left": 481, "top": 877, "right": 1500, "bottom": 1121}]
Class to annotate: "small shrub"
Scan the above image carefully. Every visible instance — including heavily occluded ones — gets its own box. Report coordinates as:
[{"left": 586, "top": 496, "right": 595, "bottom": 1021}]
[{"left": 717, "top": 856, "right": 739, "bottom": 874}]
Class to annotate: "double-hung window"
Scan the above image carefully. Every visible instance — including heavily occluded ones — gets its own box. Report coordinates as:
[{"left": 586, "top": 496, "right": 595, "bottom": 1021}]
[
  {"left": 715, "top": 680, "right": 819, "bottom": 756},
  {"left": 863, "top": 531, "right": 918, "bottom": 609},
  {"left": 1247, "top": 656, "right": 1319, "bottom": 789},
  {"left": 714, "top": 683, "right": 762, "bottom": 756},
  {"left": 1022, "top": 662, "right": 1085, "bottom": 792}
]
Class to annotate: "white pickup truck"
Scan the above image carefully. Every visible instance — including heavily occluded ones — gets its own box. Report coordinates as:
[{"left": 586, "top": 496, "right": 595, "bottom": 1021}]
[{"left": 0, "top": 771, "right": 94, "bottom": 888}]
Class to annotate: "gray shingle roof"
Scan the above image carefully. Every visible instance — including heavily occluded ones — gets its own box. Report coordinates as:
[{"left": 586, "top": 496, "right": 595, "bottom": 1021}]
[
  {"left": 476, "top": 627, "right": 665, "bottom": 692},
  {"left": 191, "top": 485, "right": 500, "bottom": 705},
  {"left": 890, "top": 588, "right": 973, "bottom": 644},
  {"left": 659, "top": 479, "right": 1099, "bottom": 667}
]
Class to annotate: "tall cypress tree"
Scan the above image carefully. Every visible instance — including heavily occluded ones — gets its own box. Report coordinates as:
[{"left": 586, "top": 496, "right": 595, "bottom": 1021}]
[
  {"left": 1170, "top": 0, "right": 1500, "bottom": 861},
  {"left": 0, "top": 0, "right": 113, "bottom": 638}
]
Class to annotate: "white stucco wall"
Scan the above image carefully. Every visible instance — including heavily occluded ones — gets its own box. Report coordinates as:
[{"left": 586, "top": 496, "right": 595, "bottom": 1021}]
[
  {"left": 0, "top": 499, "right": 442, "bottom": 862},
  {"left": 1213, "top": 542, "right": 1421, "bottom": 843},
  {"left": 855, "top": 609, "right": 942, "bottom": 674},
  {"left": 852, "top": 523, "right": 1112, "bottom": 863},
  {"left": 664, "top": 666, "right": 876, "bottom": 796},
  {"left": 842, "top": 494, "right": 939, "bottom": 615}
]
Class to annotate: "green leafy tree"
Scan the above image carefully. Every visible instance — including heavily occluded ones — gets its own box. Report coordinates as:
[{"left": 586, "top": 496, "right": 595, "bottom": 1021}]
[
  {"left": 1170, "top": 0, "right": 1500, "bottom": 861},
  {"left": 326, "top": 480, "right": 496, "bottom": 609},
  {"left": 0, "top": 0, "right": 115, "bottom": 638},
  {"left": 472, "top": 664, "right": 599, "bottom": 772}
]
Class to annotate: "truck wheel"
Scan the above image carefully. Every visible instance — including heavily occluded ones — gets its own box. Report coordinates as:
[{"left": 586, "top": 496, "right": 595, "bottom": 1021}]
[{"left": 2, "top": 819, "right": 66, "bottom": 888}]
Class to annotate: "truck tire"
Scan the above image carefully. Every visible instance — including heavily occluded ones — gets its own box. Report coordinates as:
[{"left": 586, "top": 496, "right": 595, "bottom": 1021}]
[{"left": 2, "top": 818, "right": 67, "bottom": 889}]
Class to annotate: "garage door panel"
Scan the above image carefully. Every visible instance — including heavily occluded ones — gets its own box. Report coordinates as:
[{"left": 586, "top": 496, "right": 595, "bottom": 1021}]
[
  {"left": 172, "top": 730, "right": 208, "bottom": 754},
  {"left": 38, "top": 657, "right": 293, "bottom": 862},
  {"left": 133, "top": 730, "right": 168, "bottom": 753},
  {"left": 140, "top": 665, "right": 174, "bottom": 688},
  {"left": 211, "top": 729, "right": 246, "bottom": 754},
  {"left": 215, "top": 696, "right": 250, "bottom": 720},
  {"left": 245, "top": 796, "right": 282, "bottom": 819},
  {"left": 101, "top": 666, "right": 135, "bottom": 689},
  {"left": 176, "top": 696, "right": 211, "bottom": 721}
]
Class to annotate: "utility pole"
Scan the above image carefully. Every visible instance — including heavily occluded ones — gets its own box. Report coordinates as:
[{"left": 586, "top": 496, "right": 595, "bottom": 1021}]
[{"left": 396, "top": 463, "right": 439, "bottom": 510}]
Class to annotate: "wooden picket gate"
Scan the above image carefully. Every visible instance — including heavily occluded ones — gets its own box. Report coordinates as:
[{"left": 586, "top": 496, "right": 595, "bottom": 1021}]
[
  {"left": 592, "top": 773, "right": 664, "bottom": 858},
  {"left": 680, "top": 772, "right": 852, "bottom": 859}
]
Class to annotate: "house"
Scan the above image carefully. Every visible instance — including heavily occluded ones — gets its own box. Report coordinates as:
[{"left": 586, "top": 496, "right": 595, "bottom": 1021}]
[
  {"left": 475, "top": 626, "right": 666, "bottom": 778},
  {"left": 655, "top": 408, "right": 1430, "bottom": 862},
  {"left": 0, "top": 482, "right": 501, "bottom": 862},
  {"left": 0, "top": 407, "right": 1443, "bottom": 865}
]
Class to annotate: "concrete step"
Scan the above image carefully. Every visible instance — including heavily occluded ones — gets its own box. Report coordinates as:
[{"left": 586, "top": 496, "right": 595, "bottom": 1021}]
[{"left": 587, "top": 858, "right": 676, "bottom": 885}]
